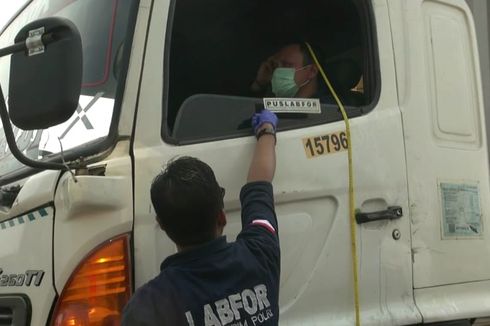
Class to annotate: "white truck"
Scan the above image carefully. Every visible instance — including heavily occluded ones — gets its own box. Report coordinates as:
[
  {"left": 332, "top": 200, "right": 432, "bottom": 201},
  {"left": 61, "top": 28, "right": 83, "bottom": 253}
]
[{"left": 0, "top": 0, "right": 490, "bottom": 325}]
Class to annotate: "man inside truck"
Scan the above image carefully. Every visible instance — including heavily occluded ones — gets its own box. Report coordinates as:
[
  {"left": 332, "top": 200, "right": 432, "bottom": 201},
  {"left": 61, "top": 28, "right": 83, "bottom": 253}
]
[
  {"left": 250, "top": 43, "right": 329, "bottom": 101},
  {"left": 122, "top": 110, "right": 280, "bottom": 326},
  {"left": 250, "top": 42, "right": 363, "bottom": 106}
]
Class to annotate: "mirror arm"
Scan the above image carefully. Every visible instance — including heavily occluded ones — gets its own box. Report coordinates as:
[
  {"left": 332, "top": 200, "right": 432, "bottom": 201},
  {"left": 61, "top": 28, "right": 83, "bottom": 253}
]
[
  {"left": 0, "top": 85, "right": 68, "bottom": 171},
  {"left": 0, "top": 42, "right": 26, "bottom": 58},
  {"left": 0, "top": 31, "right": 55, "bottom": 58}
]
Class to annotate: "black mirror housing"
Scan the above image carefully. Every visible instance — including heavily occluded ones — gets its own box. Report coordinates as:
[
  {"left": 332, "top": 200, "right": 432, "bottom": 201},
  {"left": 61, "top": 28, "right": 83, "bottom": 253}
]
[{"left": 8, "top": 17, "right": 82, "bottom": 130}]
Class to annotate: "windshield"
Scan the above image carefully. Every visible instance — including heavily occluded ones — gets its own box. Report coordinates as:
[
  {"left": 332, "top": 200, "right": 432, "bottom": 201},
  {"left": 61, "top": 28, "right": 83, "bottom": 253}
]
[{"left": 0, "top": 0, "right": 134, "bottom": 177}]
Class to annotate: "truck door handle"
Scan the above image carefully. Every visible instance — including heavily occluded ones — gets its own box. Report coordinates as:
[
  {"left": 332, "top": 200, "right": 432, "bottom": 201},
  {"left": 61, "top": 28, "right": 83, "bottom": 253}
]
[{"left": 355, "top": 206, "right": 403, "bottom": 224}]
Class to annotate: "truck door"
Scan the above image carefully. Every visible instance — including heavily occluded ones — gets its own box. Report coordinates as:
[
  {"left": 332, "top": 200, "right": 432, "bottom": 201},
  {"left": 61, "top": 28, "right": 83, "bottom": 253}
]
[{"left": 133, "top": 0, "right": 421, "bottom": 324}]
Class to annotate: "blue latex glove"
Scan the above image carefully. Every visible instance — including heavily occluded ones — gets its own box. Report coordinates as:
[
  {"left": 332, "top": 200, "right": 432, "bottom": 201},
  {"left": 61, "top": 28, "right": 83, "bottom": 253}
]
[{"left": 252, "top": 109, "right": 278, "bottom": 134}]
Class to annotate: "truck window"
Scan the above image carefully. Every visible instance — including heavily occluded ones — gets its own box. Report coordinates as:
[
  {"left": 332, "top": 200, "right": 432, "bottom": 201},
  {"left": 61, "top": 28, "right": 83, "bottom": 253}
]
[
  {"left": 163, "top": 0, "right": 379, "bottom": 144},
  {"left": 0, "top": 0, "right": 136, "bottom": 180}
]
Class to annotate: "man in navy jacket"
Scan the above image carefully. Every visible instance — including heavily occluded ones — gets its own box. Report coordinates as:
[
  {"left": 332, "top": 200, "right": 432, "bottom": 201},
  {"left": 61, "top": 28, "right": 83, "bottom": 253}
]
[{"left": 122, "top": 110, "right": 280, "bottom": 326}]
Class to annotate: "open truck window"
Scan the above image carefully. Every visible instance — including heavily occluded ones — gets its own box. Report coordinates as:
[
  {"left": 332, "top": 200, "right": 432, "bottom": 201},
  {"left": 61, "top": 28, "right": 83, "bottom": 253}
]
[
  {"left": 0, "top": 0, "right": 135, "bottom": 181},
  {"left": 163, "top": 0, "right": 379, "bottom": 145}
]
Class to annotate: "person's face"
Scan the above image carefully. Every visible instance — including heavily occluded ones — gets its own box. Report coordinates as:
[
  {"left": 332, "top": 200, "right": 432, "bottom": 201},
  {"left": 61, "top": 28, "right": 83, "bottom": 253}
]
[{"left": 273, "top": 44, "right": 316, "bottom": 85}]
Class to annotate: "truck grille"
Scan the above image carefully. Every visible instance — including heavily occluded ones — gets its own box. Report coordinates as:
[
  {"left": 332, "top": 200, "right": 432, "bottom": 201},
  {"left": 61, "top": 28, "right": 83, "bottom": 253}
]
[
  {"left": 0, "top": 295, "right": 30, "bottom": 326},
  {"left": 0, "top": 307, "right": 12, "bottom": 325}
]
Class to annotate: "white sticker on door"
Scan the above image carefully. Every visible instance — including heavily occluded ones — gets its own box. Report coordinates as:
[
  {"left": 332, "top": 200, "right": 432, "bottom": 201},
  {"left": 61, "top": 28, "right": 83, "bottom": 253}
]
[
  {"left": 440, "top": 182, "right": 482, "bottom": 238},
  {"left": 263, "top": 98, "right": 321, "bottom": 114}
]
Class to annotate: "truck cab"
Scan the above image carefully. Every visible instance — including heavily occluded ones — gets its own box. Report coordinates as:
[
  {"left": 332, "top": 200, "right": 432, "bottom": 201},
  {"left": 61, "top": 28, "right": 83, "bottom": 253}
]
[{"left": 0, "top": 0, "right": 489, "bottom": 325}]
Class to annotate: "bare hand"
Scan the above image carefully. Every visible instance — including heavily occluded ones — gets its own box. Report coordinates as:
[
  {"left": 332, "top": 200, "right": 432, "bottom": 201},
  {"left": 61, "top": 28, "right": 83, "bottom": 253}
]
[{"left": 255, "top": 57, "right": 277, "bottom": 87}]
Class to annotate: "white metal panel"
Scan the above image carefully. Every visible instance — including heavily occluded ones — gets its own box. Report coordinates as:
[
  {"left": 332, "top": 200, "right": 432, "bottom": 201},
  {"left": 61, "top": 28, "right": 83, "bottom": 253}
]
[
  {"left": 0, "top": 206, "right": 55, "bottom": 326},
  {"left": 392, "top": 0, "right": 490, "bottom": 289},
  {"left": 415, "top": 280, "right": 490, "bottom": 322},
  {"left": 53, "top": 142, "right": 133, "bottom": 293},
  {"left": 0, "top": 171, "right": 60, "bottom": 324},
  {"left": 0, "top": 171, "right": 60, "bottom": 221},
  {"left": 426, "top": 0, "right": 481, "bottom": 146}
]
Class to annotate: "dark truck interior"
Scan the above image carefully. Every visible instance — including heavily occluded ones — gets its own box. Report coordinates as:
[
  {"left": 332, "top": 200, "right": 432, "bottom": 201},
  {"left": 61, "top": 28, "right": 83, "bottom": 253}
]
[{"left": 165, "top": 0, "right": 378, "bottom": 143}]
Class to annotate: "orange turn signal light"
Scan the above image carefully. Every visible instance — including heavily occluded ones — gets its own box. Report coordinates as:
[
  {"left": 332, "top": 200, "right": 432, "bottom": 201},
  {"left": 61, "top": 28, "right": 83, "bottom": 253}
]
[{"left": 51, "top": 234, "right": 132, "bottom": 326}]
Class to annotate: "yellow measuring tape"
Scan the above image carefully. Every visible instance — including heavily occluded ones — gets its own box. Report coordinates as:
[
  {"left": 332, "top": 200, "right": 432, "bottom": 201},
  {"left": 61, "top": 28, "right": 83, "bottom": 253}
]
[{"left": 305, "top": 42, "right": 361, "bottom": 326}]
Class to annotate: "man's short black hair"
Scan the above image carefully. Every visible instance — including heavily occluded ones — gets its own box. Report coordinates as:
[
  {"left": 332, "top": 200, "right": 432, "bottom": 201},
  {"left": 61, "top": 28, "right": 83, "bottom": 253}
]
[{"left": 150, "top": 156, "right": 224, "bottom": 246}]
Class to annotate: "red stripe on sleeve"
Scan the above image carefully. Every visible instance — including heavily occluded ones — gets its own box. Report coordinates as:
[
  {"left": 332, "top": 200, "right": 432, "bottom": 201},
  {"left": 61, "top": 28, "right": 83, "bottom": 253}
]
[{"left": 250, "top": 219, "right": 276, "bottom": 233}]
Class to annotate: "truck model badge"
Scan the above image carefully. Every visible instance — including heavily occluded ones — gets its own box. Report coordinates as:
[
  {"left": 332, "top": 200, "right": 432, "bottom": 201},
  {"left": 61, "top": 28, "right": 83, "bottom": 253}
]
[{"left": 0, "top": 268, "right": 45, "bottom": 287}]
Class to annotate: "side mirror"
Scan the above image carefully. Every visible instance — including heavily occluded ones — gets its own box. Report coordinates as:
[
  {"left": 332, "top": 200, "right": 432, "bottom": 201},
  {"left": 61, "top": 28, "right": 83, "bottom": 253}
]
[
  {"left": 0, "top": 17, "right": 83, "bottom": 171},
  {"left": 8, "top": 17, "right": 82, "bottom": 130}
]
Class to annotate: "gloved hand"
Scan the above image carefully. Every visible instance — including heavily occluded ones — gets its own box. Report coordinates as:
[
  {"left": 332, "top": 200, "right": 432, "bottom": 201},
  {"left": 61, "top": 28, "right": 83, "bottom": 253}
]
[{"left": 252, "top": 109, "right": 278, "bottom": 134}]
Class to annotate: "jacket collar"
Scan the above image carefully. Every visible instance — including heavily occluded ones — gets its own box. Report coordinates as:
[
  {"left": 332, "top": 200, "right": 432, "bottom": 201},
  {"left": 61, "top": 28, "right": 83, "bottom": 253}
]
[{"left": 160, "top": 236, "right": 228, "bottom": 270}]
